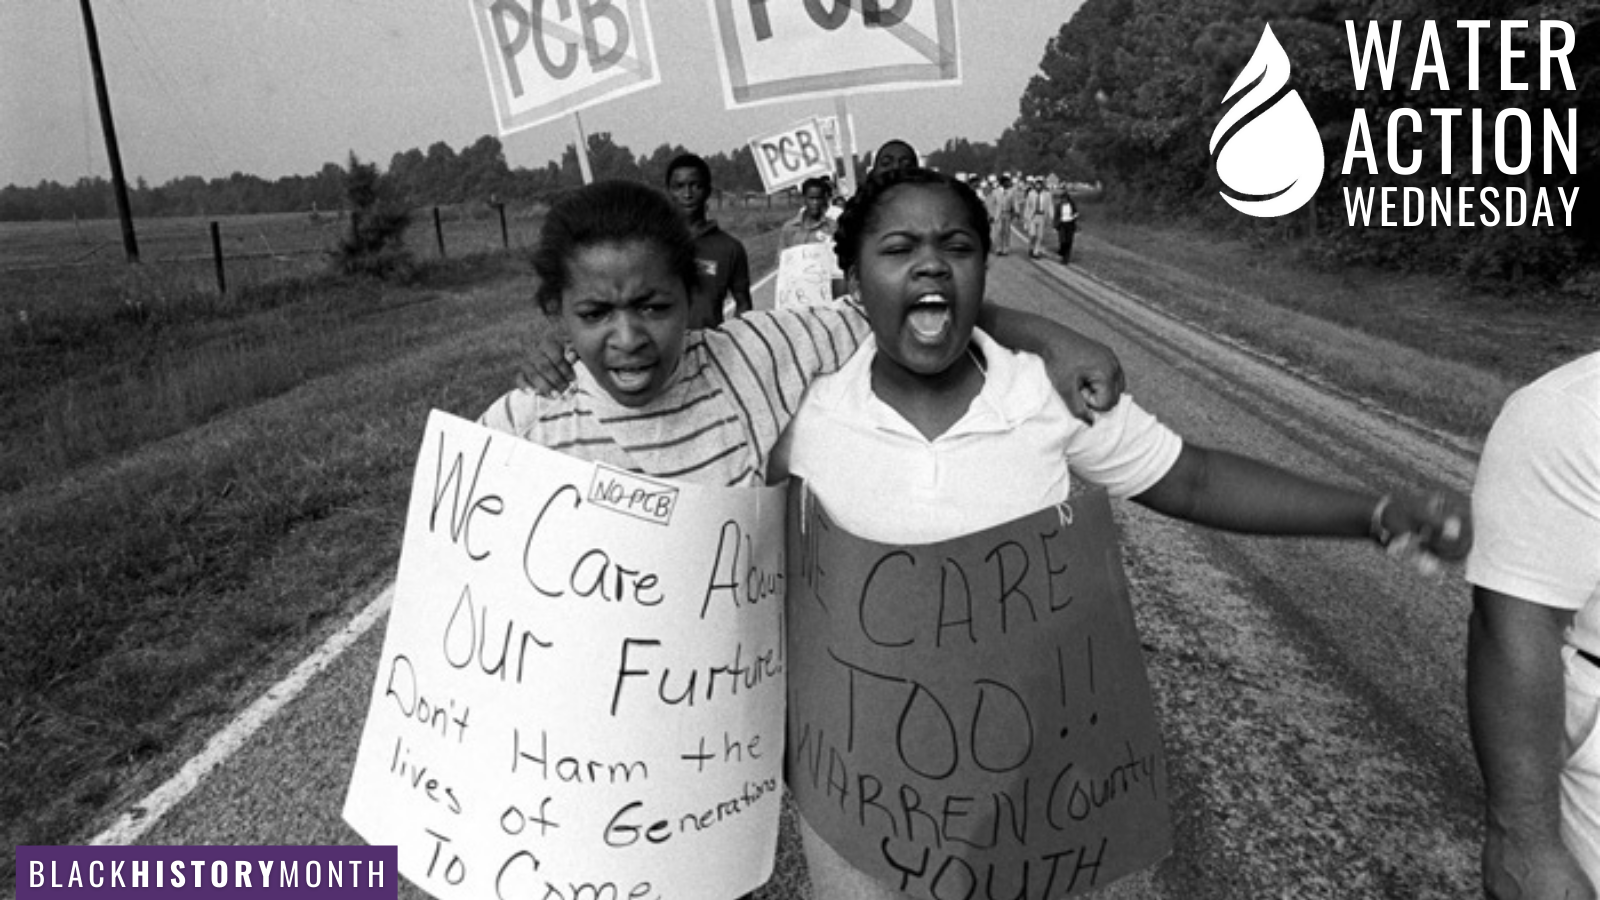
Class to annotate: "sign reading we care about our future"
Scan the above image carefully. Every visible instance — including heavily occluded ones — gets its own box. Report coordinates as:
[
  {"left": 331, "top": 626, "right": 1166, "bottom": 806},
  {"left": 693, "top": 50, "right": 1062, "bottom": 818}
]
[
  {"left": 344, "top": 411, "right": 786, "bottom": 900},
  {"left": 785, "top": 485, "right": 1172, "bottom": 900},
  {"left": 705, "top": 0, "right": 961, "bottom": 107},
  {"left": 469, "top": 0, "right": 661, "bottom": 136}
]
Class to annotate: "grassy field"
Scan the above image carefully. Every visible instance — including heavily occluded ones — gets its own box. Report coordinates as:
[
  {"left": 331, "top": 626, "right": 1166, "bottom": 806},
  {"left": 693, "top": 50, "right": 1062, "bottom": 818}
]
[
  {"left": 0, "top": 204, "right": 542, "bottom": 271},
  {"left": 1, "top": 196, "right": 1595, "bottom": 880}
]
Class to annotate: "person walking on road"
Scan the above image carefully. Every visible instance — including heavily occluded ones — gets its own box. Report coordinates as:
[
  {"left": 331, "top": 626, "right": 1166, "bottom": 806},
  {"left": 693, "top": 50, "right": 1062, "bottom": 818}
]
[
  {"left": 1028, "top": 177, "right": 1055, "bottom": 258},
  {"left": 1056, "top": 186, "right": 1080, "bottom": 264},
  {"left": 666, "top": 153, "right": 753, "bottom": 328},
  {"left": 870, "top": 139, "right": 918, "bottom": 178},
  {"left": 1467, "top": 350, "right": 1600, "bottom": 900},
  {"left": 780, "top": 176, "right": 836, "bottom": 250},
  {"left": 989, "top": 175, "right": 1016, "bottom": 256}
]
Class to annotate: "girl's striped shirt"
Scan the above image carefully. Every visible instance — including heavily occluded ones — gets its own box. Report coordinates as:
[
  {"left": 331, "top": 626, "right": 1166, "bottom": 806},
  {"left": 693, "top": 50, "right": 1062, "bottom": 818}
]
[{"left": 480, "top": 303, "right": 870, "bottom": 487}]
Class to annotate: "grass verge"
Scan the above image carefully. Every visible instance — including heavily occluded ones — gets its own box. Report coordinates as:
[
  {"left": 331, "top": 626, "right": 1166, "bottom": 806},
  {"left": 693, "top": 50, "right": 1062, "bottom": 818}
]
[
  {"left": 0, "top": 257, "right": 542, "bottom": 863},
  {"left": 1069, "top": 207, "right": 1599, "bottom": 440}
]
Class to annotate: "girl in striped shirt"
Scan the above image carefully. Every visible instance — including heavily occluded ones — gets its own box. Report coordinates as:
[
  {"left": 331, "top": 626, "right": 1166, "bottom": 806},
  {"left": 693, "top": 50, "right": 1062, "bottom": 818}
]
[{"left": 481, "top": 179, "right": 1120, "bottom": 485}]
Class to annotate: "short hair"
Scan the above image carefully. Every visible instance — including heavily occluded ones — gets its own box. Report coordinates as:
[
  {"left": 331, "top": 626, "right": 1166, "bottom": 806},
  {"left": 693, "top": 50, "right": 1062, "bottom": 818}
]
[
  {"left": 800, "top": 176, "right": 833, "bottom": 197},
  {"left": 531, "top": 180, "right": 698, "bottom": 316},
  {"left": 872, "top": 139, "right": 917, "bottom": 171},
  {"left": 664, "top": 153, "right": 711, "bottom": 188},
  {"left": 834, "top": 167, "right": 991, "bottom": 274}
]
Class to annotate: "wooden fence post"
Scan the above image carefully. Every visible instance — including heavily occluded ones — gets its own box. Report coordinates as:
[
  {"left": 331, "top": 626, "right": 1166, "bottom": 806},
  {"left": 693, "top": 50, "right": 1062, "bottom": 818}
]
[
  {"left": 210, "top": 220, "right": 226, "bottom": 295},
  {"left": 433, "top": 206, "right": 446, "bottom": 258},
  {"left": 497, "top": 203, "right": 509, "bottom": 249}
]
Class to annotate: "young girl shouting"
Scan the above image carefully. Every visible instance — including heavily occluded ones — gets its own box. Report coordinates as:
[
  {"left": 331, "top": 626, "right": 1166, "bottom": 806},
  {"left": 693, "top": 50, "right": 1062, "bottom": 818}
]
[{"left": 770, "top": 167, "right": 1471, "bottom": 899}]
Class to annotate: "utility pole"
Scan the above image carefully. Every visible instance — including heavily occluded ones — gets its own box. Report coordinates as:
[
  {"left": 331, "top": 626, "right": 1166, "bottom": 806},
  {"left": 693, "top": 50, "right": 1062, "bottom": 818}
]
[{"left": 79, "top": 0, "right": 139, "bottom": 263}]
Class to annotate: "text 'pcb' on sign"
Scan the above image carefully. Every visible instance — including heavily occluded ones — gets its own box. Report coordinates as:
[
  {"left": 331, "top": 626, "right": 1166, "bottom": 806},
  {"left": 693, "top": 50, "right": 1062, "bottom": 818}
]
[{"left": 470, "top": 0, "right": 662, "bottom": 135}]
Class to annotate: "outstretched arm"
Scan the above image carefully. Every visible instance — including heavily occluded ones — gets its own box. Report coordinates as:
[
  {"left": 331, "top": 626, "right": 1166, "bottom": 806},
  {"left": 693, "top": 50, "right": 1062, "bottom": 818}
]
[
  {"left": 978, "top": 304, "right": 1124, "bottom": 423},
  {"left": 1469, "top": 588, "right": 1595, "bottom": 900},
  {"left": 1130, "top": 443, "right": 1470, "bottom": 559}
]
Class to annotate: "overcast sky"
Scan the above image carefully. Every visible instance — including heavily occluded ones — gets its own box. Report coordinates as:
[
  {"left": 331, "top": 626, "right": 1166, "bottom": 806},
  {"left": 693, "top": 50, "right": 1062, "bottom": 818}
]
[{"left": 1, "top": 1, "right": 1086, "bottom": 189}]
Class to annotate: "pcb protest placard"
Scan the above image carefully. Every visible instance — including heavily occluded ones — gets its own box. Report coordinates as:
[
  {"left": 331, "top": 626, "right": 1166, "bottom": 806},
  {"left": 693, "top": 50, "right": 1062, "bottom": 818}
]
[
  {"left": 749, "top": 118, "right": 834, "bottom": 194},
  {"left": 705, "top": 0, "right": 961, "bottom": 107},
  {"left": 774, "top": 244, "right": 840, "bottom": 309},
  {"left": 469, "top": 0, "right": 662, "bottom": 136},
  {"left": 344, "top": 410, "right": 785, "bottom": 900},
  {"left": 785, "top": 483, "right": 1172, "bottom": 899}
]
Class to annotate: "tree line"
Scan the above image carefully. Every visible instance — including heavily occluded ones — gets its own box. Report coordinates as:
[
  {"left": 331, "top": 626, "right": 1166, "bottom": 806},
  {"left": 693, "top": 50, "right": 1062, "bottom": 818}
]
[{"left": 0, "top": 132, "right": 783, "bottom": 224}]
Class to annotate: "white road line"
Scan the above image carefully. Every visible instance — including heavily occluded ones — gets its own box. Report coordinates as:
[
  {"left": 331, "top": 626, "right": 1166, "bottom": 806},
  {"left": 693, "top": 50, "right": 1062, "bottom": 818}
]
[{"left": 90, "top": 583, "right": 395, "bottom": 845}]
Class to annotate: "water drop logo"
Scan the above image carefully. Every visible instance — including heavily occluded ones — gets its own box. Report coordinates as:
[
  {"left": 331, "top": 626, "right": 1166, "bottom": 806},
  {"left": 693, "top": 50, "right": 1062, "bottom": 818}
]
[{"left": 1210, "top": 25, "right": 1325, "bottom": 217}]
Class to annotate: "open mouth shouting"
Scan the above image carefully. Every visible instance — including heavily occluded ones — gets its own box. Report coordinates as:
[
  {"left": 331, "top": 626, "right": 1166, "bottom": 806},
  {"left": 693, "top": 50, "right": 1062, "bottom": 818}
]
[
  {"left": 607, "top": 361, "right": 657, "bottom": 395},
  {"left": 907, "top": 294, "right": 954, "bottom": 345}
]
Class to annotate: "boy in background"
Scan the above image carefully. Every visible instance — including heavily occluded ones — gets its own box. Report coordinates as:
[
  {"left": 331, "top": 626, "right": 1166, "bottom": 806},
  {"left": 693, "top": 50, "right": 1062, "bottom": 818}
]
[{"left": 666, "top": 153, "right": 752, "bottom": 327}]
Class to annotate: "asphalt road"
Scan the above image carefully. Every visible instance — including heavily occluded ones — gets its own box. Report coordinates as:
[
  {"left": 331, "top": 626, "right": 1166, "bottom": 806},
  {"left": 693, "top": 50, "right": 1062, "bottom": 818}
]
[{"left": 90, "top": 250, "right": 1487, "bottom": 899}]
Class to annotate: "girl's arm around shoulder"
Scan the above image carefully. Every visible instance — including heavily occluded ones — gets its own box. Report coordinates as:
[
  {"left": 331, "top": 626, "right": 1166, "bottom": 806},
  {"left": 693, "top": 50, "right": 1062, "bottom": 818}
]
[{"left": 716, "top": 303, "right": 873, "bottom": 382}]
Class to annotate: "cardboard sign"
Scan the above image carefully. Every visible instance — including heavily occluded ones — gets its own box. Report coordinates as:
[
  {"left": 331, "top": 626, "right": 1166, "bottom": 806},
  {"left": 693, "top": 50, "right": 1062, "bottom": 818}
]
[
  {"left": 749, "top": 118, "right": 835, "bottom": 194},
  {"left": 344, "top": 411, "right": 786, "bottom": 900},
  {"left": 469, "top": 0, "right": 662, "bottom": 136},
  {"left": 774, "top": 243, "right": 840, "bottom": 309},
  {"left": 705, "top": 0, "right": 961, "bottom": 107},
  {"left": 784, "top": 484, "right": 1171, "bottom": 899}
]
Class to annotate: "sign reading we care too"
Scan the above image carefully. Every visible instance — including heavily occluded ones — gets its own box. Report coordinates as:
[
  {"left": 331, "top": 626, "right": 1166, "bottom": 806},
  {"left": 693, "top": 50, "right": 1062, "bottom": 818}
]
[
  {"left": 344, "top": 411, "right": 786, "bottom": 900},
  {"left": 784, "top": 484, "right": 1172, "bottom": 900}
]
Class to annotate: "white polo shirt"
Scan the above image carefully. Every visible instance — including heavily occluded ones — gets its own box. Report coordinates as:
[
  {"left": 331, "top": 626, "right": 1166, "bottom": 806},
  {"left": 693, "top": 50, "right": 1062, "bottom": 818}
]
[{"left": 771, "top": 328, "right": 1183, "bottom": 543}]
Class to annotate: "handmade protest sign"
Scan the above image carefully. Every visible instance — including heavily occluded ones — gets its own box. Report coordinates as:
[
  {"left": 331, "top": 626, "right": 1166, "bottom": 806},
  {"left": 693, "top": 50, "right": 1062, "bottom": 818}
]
[
  {"left": 705, "top": 0, "right": 961, "bottom": 107},
  {"left": 774, "top": 243, "right": 840, "bottom": 309},
  {"left": 469, "top": 0, "right": 661, "bottom": 136},
  {"left": 785, "top": 483, "right": 1171, "bottom": 899},
  {"left": 749, "top": 118, "right": 834, "bottom": 194},
  {"left": 344, "top": 411, "right": 785, "bottom": 900}
]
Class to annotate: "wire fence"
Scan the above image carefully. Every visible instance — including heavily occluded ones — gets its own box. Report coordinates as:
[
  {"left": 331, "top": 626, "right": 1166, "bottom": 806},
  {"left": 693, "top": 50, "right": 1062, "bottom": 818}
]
[{"left": 0, "top": 201, "right": 548, "bottom": 281}]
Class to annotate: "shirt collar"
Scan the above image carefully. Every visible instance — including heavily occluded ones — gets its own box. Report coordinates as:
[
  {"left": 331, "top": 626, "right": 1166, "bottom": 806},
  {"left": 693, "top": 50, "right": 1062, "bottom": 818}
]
[{"left": 821, "top": 328, "right": 1038, "bottom": 440}]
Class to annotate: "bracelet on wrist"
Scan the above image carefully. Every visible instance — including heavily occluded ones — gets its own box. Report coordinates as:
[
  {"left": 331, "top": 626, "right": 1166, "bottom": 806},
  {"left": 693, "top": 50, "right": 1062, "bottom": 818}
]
[{"left": 1369, "top": 494, "right": 1394, "bottom": 547}]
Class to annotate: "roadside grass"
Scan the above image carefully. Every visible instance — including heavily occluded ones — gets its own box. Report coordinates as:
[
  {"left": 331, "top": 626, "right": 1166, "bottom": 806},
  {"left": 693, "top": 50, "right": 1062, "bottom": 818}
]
[
  {"left": 0, "top": 257, "right": 548, "bottom": 859},
  {"left": 0, "top": 204, "right": 792, "bottom": 869},
  {"left": 1071, "top": 205, "right": 1599, "bottom": 440},
  {"left": 1, "top": 260, "right": 506, "bottom": 491}
]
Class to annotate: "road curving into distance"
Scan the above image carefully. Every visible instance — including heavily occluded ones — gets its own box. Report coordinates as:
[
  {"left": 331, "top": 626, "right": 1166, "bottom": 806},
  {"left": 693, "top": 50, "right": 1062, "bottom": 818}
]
[{"left": 88, "top": 253, "right": 1485, "bottom": 900}]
